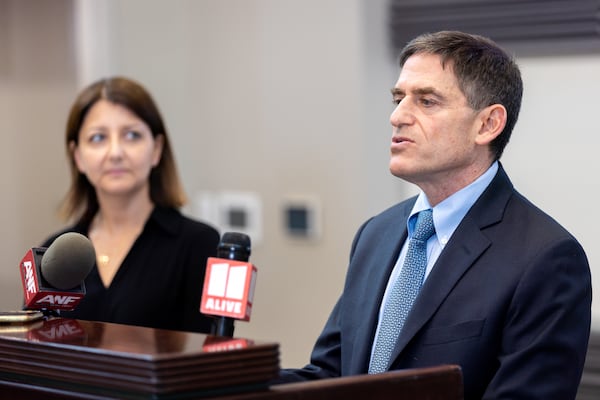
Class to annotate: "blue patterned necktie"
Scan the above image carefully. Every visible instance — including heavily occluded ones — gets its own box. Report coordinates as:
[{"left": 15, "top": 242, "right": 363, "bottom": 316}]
[{"left": 368, "top": 208, "right": 435, "bottom": 374}]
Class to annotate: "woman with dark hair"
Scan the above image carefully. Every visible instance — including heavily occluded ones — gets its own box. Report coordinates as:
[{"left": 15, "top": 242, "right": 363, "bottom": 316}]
[{"left": 42, "top": 76, "right": 219, "bottom": 333}]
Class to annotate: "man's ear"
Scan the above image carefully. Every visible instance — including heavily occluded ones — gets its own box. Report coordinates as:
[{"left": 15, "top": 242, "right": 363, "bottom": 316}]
[{"left": 475, "top": 104, "right": 507, "bottom": 146}]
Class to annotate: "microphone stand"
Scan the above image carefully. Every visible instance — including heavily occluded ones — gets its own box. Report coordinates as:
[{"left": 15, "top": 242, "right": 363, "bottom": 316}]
[{"left": 214, "top": 316, "right": 235, "bottom": 337}]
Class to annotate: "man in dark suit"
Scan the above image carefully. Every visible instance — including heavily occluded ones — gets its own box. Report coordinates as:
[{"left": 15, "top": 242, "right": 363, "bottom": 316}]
[{"left": 276, "top": 31, "right": 592, "bottom": 399}]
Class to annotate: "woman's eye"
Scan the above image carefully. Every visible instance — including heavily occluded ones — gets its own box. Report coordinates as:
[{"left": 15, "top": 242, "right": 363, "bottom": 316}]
[
  {"left": 89, "top": 133, "right": 105, "bottom": 143},
  {"left": 124, "top": 130, "right": 142, "bottom": 140}
]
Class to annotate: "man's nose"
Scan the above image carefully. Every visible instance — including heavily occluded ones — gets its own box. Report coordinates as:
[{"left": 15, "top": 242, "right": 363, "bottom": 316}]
[{"left": 390, "top": 99, "right": 414, "bottom": 128}]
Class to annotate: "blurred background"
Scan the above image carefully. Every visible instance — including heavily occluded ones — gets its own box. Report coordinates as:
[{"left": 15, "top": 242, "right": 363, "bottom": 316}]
[{"left": 1, "top": 0, "right": 599, "bottom": 370}]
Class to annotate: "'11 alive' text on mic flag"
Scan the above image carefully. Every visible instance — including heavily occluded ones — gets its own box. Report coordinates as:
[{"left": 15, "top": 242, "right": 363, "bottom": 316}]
[
  {"left": 201, "top": 232, "right": 255, "bottom": 337},
  {"left": 201, "top": 257, "right": 257, "bottom": 321}
]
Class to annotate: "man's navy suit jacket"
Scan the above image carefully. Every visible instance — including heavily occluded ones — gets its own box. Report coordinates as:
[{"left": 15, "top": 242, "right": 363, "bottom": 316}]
[{"left": 279, "top": 165, "right": 592, "bottom": 399}]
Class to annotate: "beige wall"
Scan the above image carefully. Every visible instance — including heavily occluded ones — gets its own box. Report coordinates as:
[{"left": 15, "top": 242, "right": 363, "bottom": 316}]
[
  {"left": 1, "top": 0, "right": 598, "bottom": 369},
  {"left": 0, "top": 0, "right": 77, "bottom": 308},
  {"left": 70, "top": 0, "right": 402, "bottom": 367}
]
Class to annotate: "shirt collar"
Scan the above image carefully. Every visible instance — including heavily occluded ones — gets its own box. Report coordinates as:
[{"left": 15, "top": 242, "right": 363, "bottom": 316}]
[{"left": 409, "top": 161, "right": 498, "bottom": 245}]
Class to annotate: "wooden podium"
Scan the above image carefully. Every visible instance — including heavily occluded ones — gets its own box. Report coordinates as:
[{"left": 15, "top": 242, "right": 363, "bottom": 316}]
[
  {"left": 0, "top": 317, "right": 463, "bottom": 399},
  {"left": 227, "top": 365, "right": 464, "bottom": 400}
]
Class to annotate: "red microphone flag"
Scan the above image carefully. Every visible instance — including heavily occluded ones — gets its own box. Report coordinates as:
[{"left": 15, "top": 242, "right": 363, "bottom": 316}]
[
  {"left": 201, "top": 257, "right": 257, "bottom": 321},
  {"left": 19, "top": 248, "right": 85, "bottom": 311}
]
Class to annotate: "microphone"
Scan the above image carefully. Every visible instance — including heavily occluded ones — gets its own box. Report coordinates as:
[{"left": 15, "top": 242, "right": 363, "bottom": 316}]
[
  {"left": 19, "top": 232, "right": 96, "bottom": 314},
  {"left": 200, "top": 232, "right": 257, "bottom": 337}
]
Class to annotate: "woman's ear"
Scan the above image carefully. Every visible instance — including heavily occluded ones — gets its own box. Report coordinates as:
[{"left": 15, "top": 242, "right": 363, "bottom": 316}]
[
  {"left": 152, "top": 134, "right": 165, "bottom": 167},
  {"left": 70, "top": 141, "right": 85, "bottom": 173},
  {"left": 475, "top": 104, "right": 507, "bottom": 146}
]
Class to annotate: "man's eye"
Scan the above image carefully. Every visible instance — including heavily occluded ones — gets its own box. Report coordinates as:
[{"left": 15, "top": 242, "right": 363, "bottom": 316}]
[
  {"left": 420, "top": 98, "right": 436, "bottom": 107},
  {"left": 392, "top": 97, "right": 403, "bottom": 105}
]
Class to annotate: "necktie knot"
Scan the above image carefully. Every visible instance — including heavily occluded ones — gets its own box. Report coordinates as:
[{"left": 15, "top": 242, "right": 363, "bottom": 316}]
[{"left": 412, "top": 209, "right": 435, "bottom": 242}]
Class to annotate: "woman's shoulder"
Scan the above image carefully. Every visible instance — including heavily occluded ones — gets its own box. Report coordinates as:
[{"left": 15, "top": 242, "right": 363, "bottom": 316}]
[
  {"left": 180, "top": 212, "right": 220, "bottom": 240},
  {"left": 153, "top": 207, "right": 220, "bottom": 242}
]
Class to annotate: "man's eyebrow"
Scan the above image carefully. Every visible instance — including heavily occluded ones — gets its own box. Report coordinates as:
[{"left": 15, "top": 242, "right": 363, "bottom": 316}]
[
  {"left": 391, "top": 86, "right": 445, "bottom": 100},
  {"left": 414, "top": 86, "right": 438, "bottom": 95}
]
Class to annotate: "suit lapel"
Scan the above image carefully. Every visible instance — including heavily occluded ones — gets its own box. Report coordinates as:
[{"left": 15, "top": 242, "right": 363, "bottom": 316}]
[
  {"left": 390, "top": 216, "right": 492, "bottom": 359},
  {"left": 389, "top": 164, "right": 514, "bottom": 363},
  {"left": 347, "top": 201, "right": 413, "bottom": 375}
]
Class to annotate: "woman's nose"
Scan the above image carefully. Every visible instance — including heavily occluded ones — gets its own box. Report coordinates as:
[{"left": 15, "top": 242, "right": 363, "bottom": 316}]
[{"left": 107, "top": 136, "right": 124, "bottom": 157}]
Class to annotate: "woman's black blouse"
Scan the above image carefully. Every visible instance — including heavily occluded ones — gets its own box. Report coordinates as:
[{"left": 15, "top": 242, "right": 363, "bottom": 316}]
[{"left": 41, "top": 207, "right": 220, "bottom": 334}]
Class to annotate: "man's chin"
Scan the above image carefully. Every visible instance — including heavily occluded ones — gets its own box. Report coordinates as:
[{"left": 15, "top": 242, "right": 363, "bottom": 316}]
[
  {"left": 389, "top": 163, "right": 409, "bottom": 179},
  {"left": 389, "top": 164, "right": 421, "bottom": 185}
]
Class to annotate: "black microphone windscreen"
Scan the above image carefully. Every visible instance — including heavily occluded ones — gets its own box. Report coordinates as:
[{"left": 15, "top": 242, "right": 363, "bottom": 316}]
[
  {"left": 218, "top": 232, "right": 251, "bottom": 261},
  {"left": 40, "top": 232, "right": 96, "bottom": 290}
]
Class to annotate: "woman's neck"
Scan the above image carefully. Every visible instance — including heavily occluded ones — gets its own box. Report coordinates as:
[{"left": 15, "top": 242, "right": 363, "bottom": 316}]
[{"left": 93, "top": 192, "right": 155, "bottom": 233}]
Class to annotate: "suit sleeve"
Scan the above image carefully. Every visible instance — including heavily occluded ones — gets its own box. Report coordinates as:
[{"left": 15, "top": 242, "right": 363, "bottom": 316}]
[
  {"left": 275, "top": 219, "right": 373, "bottom": 383},
  {"left": 483, "top": 237, "right": 591, "bottom": 399},
  {"left": 276, "top": 298, "right": 344, "bottom": 382}
]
